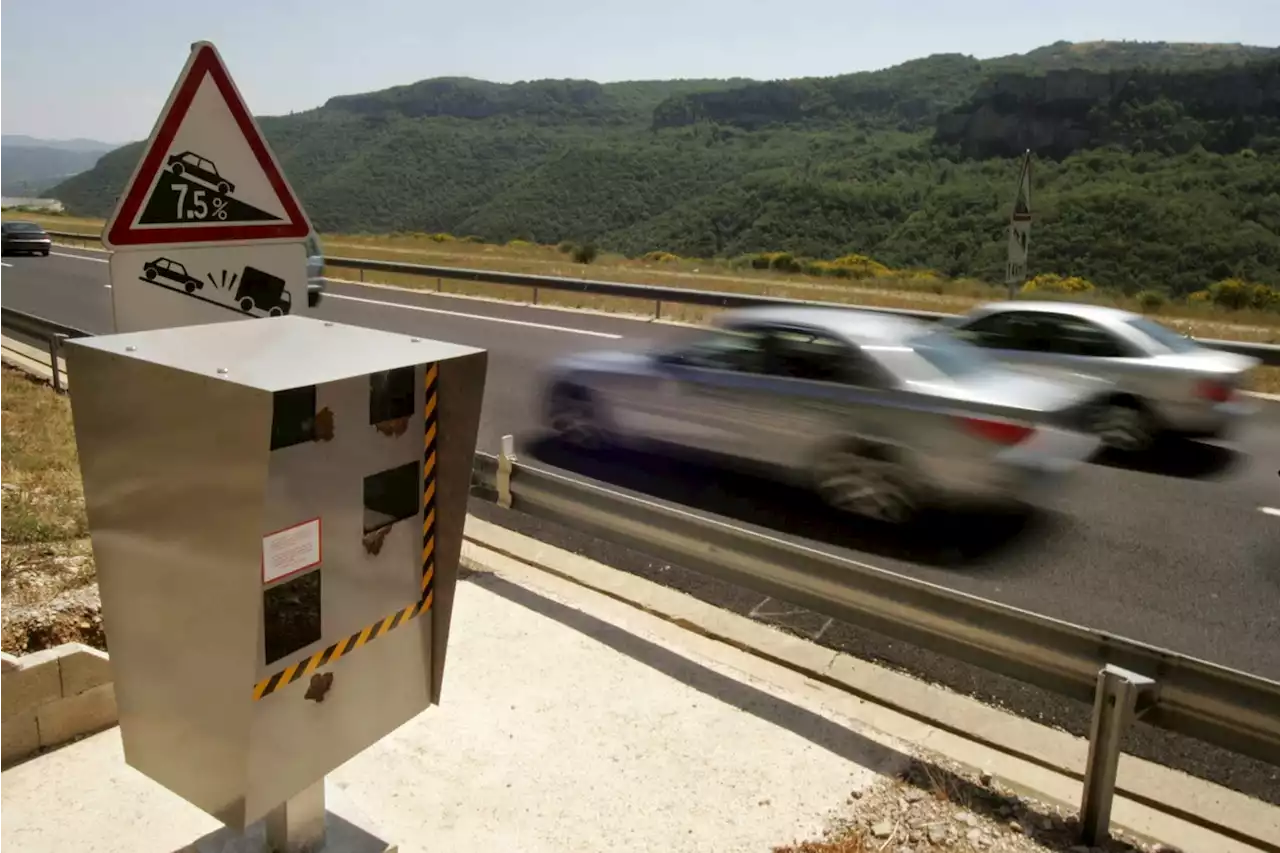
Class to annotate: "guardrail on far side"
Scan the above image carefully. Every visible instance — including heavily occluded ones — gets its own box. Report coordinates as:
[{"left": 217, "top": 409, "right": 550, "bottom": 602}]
[{"left": 39, "top": 228, "right": 1280, "bottom": 367}]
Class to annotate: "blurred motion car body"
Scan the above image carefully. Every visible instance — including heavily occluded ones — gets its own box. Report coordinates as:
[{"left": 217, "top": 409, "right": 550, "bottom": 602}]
[
  {"left": 541, "top": 306, "right": 1107, "bottom": 523},
  {"left": 943, "top": 302, "right": 1259, "bottom": 452}
]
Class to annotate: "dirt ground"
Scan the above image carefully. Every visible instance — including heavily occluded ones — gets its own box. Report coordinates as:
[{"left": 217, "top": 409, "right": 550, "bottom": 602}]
[
  {"left": 773, "top": 753, "right": 1177, "bottom": 853},
  {"left": 1, "top": 365, "right": 103, "bottom": 654}
]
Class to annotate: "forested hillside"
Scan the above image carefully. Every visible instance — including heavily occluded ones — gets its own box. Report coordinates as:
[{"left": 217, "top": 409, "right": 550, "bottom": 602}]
[{"left": 53, "top": 41, "right": 1280, "bottom": 296}]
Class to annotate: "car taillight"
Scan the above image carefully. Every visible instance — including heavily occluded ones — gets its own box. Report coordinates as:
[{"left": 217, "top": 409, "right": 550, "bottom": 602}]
[
  {"left": 1194, "top": 379, "right": 1233, "bottom": 403},
  {"left": 957, "top": 416, "right": 1035, "bottom": 446}
]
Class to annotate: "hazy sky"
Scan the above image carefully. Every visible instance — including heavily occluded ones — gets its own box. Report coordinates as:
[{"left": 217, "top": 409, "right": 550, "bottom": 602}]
[{"left": 4, "top": 0, "right": 1278, "bottom": 143}]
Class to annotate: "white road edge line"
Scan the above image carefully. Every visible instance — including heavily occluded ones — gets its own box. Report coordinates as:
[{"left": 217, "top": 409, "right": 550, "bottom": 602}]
[
  {"left": 50, "top": 251, "right": 109, "bottom": 264},
  {"left": 0, "top": 262, "right": 12, "bottom": 268},
  {"left": 1260, "top": 507, "right": 1280, "bottom": 518},
  {"left": 327, "top": 292, "right": 624, "bottom": 338},
  {"left": 50, "top": 241, "right": 110, "bottom": 254}
]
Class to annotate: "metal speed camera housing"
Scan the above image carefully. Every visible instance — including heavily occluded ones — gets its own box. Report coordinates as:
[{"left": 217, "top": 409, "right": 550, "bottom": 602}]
[{"left": 64, "top": 316, "right": 487, "bottom": 829}]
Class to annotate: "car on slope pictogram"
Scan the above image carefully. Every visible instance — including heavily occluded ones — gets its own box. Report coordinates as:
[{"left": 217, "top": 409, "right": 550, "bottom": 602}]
[
  {"left": 166, "top": 151, "right": 235, "bottom": 195},
  {"left": 142, "top": 257, "right": 204, "bottom": 293}
]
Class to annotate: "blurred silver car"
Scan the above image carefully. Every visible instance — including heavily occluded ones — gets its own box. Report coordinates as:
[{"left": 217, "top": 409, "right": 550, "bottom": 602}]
[
  {"left": 944, "top": 301, "right": 1259, "bottom": 452},
  {"left": 541, "top": 306, "right": 1105, "bottom": 522},
  {"left": 305, "top": 233, "right": 325, "bottom": 308}
]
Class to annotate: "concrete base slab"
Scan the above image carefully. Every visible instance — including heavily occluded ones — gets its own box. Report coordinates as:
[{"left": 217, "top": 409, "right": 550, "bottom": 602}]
[
  {"left": 3, "top": 576, "right": 896, "bottom": 853},
  {"left": 182, "top": 784, "right": 395, "bottom": 853}
]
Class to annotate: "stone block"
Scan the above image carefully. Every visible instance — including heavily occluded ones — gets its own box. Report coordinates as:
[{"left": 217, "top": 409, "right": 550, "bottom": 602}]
[{"left": 36, "top": 682, "right": 117, "bottom": 748}]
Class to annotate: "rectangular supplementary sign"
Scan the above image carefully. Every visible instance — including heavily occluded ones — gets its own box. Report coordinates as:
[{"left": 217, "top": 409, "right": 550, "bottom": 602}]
[{"left": 262, "top": 518, "right": 322, "bottom": 584}]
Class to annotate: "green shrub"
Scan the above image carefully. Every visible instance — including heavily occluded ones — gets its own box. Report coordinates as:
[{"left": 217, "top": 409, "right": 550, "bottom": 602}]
[
  {"left": 1136, "top": 289, "right": 1166, "bottom": 310},
  {"left": 829, "top": 253, "right": 891, "bottom": 279},
  {"left": 557, "top": 241, "right": 576, "bottom": 254},
  {"left": 769, "top": 252, "right": 802, "bottom": 274},
  {"left": 461, "top": 235, "right": 486, "bottom": 244},
  {"left": 641, "top": 251, "right": 680, "bottom": 263},
  {"left": 1208, "top": 278, "right": 1251, "bottom": 310},
  {"left": 572, "top": 243, "right": 599, "bottom": 264},
  {"left": 428, "top": 233, "right": 455, "bottom": 243},
  {"left": 1021, "top": 273, "right": 1096, "bottom": 294},
  {"left": 1249, "top": 282, "right": 1277, "bottom": 310},
  {"left": 506, "top": 239, "right": 533, "bottom": 249}
]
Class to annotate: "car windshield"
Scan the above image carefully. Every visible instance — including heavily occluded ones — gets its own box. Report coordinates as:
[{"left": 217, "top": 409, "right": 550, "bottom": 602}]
[
  {"left": 906, "top": 329, "right": 995, "bottom": 378},
  {"left": 1124, "top": 317, "right": 1201, "bottom": 354}
]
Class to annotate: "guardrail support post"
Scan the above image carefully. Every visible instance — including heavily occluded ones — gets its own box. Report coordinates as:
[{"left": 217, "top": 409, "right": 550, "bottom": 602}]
[
  {"left": 48, "top": 333, "right": 67, "bottom": 393},
  {"left": 359, "top": 268, "right": 365, "bottom": 282},
  {"left": 264, "top": 778, "right": 326, "bottom": 852},
  {"left": 655, "top": 300, "right": 663, "bottom": 321},
  {"left": 1079, "top": 664, "right": 1158, "bottom": 845},
  {"left": 497, "top": 434, "right": 516, "bottom": 509}
]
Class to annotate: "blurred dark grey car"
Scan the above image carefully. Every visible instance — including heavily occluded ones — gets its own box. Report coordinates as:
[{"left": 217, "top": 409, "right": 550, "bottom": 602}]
[
  {"left": 944, "top": 301, "right": 1259, "bottom": 452},
  {"left": 1, "top": 221, "right": 52, "bottom": 256},
  {"left": 541, "top": 306, "right": 1105, "bottom": 523}
]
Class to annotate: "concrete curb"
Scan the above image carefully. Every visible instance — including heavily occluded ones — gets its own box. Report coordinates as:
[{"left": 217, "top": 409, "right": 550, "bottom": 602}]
[
  {"left": 1, "top": 643, "right": 117, "bottom": 767},
  {"left": 460, "top": 514, "right": 1280, "bottom": 853}
]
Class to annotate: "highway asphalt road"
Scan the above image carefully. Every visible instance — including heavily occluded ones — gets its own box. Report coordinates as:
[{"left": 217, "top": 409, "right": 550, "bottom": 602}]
[{"left": 5, "top": 247, "right": 1280, "bottom": 802}]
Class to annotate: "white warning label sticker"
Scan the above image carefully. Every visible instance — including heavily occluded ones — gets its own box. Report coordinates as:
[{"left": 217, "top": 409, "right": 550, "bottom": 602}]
[{"left": 262, "top": 517, "right": 322, "bottom": 583}]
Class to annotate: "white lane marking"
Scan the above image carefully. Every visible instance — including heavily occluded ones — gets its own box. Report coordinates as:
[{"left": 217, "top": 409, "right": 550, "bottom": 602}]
[
  {"left": 326, "top": 292, "right": 623, "bottom": 339},
  {"left": 1260, "top": 507, "right": 1280, "bottom": 518},
  {"left": 1, "top": 262, "right": 12, "bottom": 268},
  {"left": 50, "top": 241, "right": 109, "bottom": 254},
  {"left": 50, "top": 251, "right": 108, "bottom": 264}
]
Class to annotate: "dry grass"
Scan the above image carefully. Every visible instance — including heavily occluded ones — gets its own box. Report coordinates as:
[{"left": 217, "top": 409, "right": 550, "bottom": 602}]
[
  {"left": 8, "top": 211, "right": 1280, "bottom": 344},
  {"left": 773, "top": 756, "right": 1160, "bottom": 853},
  {"left": 1, "top": 366, "right": 101, "bottom": 653}
]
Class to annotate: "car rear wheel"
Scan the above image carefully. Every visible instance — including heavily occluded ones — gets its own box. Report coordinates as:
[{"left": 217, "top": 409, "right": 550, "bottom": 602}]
[
  {"left": 813, "top": 447, "right": 916, "bottom": 524},
  {"left": 1094, "top": 399, "right": 1156, "bottom": 453},
  {"left": 547, "top": 384, "right": 610, "bottom": 450}
]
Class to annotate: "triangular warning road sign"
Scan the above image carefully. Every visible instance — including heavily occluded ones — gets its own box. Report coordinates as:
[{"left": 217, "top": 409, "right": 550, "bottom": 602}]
[{"left": 103, "top": 41, "right": 312, "bottom": 250}]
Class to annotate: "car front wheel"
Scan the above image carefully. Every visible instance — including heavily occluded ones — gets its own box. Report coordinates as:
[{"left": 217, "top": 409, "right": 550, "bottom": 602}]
[
  {"left": 813, "top": 446, "right": 917, "bottom": 524},
  {"left": 1093, "top": 399, "right": 1157, "bottom": 453},
  {"left": 547, "top": 384, "right": 611, "bottom": 450}
]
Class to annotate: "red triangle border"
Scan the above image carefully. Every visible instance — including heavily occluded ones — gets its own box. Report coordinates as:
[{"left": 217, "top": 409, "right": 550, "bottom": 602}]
[{"left": 105, "top": 44, "right": 310, "bottom": 248}]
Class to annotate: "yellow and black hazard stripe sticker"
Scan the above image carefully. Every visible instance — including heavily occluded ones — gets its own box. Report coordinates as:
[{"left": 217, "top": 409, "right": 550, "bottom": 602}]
[
  {"left": 252, "top": 593, "right": 433, "bottom": 700},
  {"left": 252, "top": 361, "right": 443, "bottom": 702},
  {"left": 422, "top": 361, "right": 439, "bottom": 601}
]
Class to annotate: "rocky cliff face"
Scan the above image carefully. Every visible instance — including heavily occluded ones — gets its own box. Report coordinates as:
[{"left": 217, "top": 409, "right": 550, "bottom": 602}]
[{"left": 935, "top": 61, "right": 1280, "bottom": 159}]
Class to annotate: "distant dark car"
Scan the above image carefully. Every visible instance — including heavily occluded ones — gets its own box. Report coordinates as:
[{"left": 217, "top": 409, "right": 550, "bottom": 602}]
[
  {"left": 142, "top": 257, "right": 204, "bottom": 293},
  {"left": 1, "top": 221, "right": 52, "bottom": 256}
]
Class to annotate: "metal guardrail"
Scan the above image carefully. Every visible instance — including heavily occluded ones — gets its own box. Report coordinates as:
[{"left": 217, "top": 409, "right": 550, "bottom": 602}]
[
  {"left": 470, "top": 446, "right": 1280, "bottom": 845},
  {"left": 41, "top": 229, "right": 1280, "bottom": 367},
  {"left": 3, "top": 305, "right": 1279, "bottom": 845},
  {"left": 0, "top": 306, "right": 91, "bottom": 392}
]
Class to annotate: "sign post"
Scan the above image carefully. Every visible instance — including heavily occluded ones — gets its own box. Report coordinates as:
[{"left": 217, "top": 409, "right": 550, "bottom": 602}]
[
  {"left": 1004, "top": 149, "right": 1033, "bottom": 299},
  {"left": 101, "top": 41, "right": 315, "bottom": 333}
]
